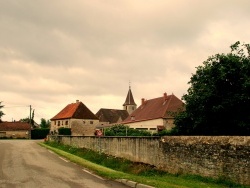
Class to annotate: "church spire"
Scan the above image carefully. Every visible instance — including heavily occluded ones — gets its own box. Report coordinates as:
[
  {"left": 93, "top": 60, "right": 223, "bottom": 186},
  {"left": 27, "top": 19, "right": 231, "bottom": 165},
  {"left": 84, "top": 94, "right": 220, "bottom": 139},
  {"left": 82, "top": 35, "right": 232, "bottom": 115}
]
[{"left": 123, "top": 83, "right": 137, "bottom": 114}]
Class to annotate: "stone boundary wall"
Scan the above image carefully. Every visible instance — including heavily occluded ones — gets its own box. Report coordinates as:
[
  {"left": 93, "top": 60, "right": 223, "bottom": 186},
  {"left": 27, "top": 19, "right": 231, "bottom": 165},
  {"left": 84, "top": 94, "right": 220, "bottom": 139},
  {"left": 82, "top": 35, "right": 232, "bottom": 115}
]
[{"left": 48, "top": 135, "right": 250, "bottom": 185}]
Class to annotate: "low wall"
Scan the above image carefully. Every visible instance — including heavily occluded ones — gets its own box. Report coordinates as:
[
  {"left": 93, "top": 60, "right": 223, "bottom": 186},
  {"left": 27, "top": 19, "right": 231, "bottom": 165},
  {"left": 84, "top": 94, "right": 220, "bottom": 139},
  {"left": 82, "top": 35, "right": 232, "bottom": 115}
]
[{"left": 48, "top": 135, "right": 250, "bottom": 185}]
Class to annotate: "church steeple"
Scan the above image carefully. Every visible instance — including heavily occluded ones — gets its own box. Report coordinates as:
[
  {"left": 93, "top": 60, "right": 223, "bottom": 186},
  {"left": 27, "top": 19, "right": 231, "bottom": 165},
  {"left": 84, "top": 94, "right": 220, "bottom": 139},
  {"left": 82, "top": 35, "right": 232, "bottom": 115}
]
[{"left": 123, "top": 83, "right": 137, "bottom": 114}]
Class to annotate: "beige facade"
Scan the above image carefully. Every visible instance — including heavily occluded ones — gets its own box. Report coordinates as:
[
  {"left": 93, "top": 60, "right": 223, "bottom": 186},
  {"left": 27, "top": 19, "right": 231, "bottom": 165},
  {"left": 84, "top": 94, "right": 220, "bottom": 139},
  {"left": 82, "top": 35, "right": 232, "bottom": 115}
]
[{"left": 125, "top": 118, "right": 175, "bottom": 133}]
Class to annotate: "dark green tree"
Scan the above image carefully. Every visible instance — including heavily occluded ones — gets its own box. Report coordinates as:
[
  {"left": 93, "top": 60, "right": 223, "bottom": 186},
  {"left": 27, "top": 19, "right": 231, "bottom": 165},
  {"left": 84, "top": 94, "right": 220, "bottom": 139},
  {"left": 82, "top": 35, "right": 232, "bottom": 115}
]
[
  {"left": 40, "top": 118, "right": 51, "bottom": 129},
  {"left": 174, "top": 42, "right": 250, "bottom": 135},
  {"left": 0, "top": 102, "right": 4, "bottom": 122}
]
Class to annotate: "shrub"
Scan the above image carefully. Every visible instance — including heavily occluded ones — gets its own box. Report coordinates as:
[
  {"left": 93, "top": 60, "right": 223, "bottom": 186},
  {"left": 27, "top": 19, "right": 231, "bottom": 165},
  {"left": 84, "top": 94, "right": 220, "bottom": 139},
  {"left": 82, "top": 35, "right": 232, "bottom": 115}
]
[
  {"left": 104, "top": 124, "right": 152, "bottom": 136},
  {"left": 31, "top": 128, "right": 50, "bottom": 139},
  {"left": 58, "top": 127, "right": 71, "bottom": 135}
]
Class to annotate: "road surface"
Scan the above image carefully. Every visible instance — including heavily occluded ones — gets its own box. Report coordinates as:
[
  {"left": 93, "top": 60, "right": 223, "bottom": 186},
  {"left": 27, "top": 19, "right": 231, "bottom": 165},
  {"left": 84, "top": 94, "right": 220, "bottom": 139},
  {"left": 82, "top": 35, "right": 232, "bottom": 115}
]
[{"left": 0, "top": 140, "right": 129, "bottom": 188}]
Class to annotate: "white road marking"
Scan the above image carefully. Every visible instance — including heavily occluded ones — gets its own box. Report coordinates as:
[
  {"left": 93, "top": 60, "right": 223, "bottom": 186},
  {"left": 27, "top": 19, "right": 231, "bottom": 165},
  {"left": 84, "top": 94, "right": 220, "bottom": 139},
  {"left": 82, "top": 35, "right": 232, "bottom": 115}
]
[
  {"left": 82, "top": 169, "right": 105, "bottom": 180},
  {"left": 59, "top": 157, "right": 69, "bottom": 162}
]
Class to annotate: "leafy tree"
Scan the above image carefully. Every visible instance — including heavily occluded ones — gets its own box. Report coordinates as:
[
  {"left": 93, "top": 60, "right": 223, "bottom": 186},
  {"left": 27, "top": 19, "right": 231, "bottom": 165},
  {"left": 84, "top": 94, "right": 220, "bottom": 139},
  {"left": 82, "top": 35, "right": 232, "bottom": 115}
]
[
  {"left": 40, "top": 118, "right": 51, "bottom": 129},
  {"left": 20, "top": 109, "right": 35, "bottom": 127},
  {"left": 0, "top": 101, "right": 4, "bottom": 121},
  {"left": 20, "top": 117, "right": 30, "bottom": 123},
  {"left": 174, "top": 41, "right": 250, "bottom": 135}
]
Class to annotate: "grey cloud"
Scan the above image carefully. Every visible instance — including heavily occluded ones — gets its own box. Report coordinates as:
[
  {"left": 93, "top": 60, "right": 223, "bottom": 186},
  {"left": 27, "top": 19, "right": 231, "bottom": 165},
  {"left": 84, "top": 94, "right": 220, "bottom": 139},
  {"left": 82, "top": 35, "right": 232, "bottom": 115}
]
[{"left": 1, "top": 0, "right": 250, "bottom": 122}]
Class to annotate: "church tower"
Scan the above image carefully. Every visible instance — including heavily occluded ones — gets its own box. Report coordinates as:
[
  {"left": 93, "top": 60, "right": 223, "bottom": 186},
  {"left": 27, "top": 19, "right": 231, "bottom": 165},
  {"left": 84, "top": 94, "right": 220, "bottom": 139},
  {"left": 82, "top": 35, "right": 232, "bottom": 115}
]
[{"left": 123, "top": 84, "right": 137, "bottom": 114}]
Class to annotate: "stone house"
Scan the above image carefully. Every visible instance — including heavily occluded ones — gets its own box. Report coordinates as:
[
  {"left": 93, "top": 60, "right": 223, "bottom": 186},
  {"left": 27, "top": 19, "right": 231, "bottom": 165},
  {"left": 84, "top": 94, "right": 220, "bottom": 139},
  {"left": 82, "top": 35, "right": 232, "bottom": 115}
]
[
  {"left": 0, "top": 121, "right": 31, "bottom": 139},
  {"left": 95, "top": 108, "right": 129, "bottom": 129},
  {"left": 122, "top": 93, "right": 184, "bottom": 132},
  {"left": 50, "top": 100, "right": 99, "bottom": 136}
]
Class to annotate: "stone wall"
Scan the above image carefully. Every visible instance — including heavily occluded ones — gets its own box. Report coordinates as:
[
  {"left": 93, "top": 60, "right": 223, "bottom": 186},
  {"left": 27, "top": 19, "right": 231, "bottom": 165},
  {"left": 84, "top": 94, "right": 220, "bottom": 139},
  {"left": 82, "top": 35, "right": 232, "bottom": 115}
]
[
  {"left": 48, "top": 135, "right": 250, "bottom": 185},
  {"left": 159, "top": 136, "right": 250, "bottom": 185}
]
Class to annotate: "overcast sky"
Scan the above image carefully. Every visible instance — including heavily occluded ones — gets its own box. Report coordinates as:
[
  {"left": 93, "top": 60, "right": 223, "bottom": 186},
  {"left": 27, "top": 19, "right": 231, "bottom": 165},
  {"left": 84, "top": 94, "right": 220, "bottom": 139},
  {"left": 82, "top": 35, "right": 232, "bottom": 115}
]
[{"left": 0, "top": 0, "right": 249, "bottom": 123}]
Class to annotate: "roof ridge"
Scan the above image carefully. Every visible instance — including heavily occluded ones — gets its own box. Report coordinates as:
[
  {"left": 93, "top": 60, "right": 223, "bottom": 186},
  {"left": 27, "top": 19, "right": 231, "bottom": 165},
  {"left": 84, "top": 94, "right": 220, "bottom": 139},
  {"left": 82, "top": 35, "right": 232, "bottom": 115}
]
[
  {"left": 161, "top": 94, "right": 173, "bottom": 117},
  {"left": 72, "top": 102, "right": 81, "bottom": 118}
]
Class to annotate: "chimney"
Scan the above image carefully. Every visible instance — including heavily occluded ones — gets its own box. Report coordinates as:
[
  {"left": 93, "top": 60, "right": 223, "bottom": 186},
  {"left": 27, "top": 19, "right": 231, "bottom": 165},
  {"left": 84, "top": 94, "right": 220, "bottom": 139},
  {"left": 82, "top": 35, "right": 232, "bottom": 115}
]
[
  {"left": 141, "top": 98, "right": 145, "bottom": 105},
  {"left": 163, "top": 92, "right": 167, "bottom": 101},
  {"left": 76, "top": 100, "right": 79, "bottom": 103}
]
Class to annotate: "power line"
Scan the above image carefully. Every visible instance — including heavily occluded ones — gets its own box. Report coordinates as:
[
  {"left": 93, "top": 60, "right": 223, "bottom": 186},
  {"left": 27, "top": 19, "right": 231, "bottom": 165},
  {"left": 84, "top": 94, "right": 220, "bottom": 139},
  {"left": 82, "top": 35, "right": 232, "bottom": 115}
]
[{"left": 4, "top": 105, "right": 30, "bottom": 108}]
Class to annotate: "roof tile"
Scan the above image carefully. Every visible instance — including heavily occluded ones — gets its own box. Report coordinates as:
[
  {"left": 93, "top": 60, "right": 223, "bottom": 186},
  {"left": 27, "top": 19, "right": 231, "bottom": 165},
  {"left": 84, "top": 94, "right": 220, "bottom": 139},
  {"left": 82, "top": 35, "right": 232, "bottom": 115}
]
[
  {"left": 51, "top": 101, "right": 98, "bottom": 120},
  {"left": 0, "top": 122, "right": 31, "bottom": 131}
]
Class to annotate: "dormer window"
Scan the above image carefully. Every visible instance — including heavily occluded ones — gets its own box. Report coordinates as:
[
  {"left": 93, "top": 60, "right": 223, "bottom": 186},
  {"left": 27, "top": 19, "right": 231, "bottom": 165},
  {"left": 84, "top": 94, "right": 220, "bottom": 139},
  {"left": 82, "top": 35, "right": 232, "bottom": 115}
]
[{"left": 131, "top": 116, "right": 135, "bottom": 121}]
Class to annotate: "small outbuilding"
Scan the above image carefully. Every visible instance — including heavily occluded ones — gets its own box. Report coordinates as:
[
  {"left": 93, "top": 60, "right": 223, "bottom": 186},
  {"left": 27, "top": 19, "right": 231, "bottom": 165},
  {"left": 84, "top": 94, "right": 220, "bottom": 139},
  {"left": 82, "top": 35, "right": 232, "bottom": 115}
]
[{"left": 0, "top": 121, "right": 31, "bottom": 139}]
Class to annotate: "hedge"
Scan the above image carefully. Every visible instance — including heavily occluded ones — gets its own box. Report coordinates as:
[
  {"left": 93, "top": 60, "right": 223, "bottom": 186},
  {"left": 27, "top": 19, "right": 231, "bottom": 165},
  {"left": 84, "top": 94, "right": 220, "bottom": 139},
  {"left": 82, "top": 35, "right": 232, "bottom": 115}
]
[
  {"left": 31, "top": 128, "right": 50, "bottom": 139},
  {"left": 58, "top": 127, "right": 71, "bottom": 135}
]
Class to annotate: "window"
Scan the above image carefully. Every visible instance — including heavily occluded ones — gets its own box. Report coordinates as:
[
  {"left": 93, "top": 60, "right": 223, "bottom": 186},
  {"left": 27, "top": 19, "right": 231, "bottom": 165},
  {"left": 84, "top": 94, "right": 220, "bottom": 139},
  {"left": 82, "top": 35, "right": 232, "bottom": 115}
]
[
  {"left": 90, "top": 121, "right": 93, "bottom": 124},
  {"left": 58, "top": 121, "right": 60, "bottom": 126},
  {"left": 65, "top": 121, "right": 68, "bottom": 125}
]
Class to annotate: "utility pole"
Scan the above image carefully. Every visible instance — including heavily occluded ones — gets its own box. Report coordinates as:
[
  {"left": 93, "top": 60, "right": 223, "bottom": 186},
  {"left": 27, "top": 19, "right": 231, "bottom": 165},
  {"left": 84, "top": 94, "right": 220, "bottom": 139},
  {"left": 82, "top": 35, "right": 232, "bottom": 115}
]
[{"left": 29, "top": 105, "right": 32, "bottom": 125}]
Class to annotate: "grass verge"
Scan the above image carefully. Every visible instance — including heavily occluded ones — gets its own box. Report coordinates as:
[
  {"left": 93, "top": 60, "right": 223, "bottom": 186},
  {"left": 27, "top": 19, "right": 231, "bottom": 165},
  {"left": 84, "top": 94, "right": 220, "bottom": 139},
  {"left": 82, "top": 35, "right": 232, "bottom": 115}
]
[{"left": 39, "top": 141, "right": 248, "bottom": 188}]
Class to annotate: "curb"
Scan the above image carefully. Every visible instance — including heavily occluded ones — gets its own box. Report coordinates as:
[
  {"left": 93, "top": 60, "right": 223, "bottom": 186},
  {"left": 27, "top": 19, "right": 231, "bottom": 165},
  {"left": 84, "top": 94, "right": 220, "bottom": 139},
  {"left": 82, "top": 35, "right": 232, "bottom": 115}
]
[{"left": 116, "top": 179, "right": 155, "bottom": 188}]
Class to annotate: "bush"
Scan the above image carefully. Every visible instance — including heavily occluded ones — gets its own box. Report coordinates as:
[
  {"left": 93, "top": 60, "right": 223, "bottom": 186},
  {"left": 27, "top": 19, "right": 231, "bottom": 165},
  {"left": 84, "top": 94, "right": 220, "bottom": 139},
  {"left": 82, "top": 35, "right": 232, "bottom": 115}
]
[
  {"left": 31, "top": 128, "right": 50, "bottom": 139},
  {"left": 152, "top": 129, "right": 179, "bottom": 136},
  {"left": 104, "top": 124, "right": 152, "bottom": 136},
  {"left": 58, "top": 127, "right": 71, "bottom": 135}
]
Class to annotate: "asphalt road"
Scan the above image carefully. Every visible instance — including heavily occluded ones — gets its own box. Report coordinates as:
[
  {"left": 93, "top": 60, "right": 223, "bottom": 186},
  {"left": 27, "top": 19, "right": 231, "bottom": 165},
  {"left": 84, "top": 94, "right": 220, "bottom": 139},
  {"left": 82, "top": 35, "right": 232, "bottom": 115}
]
[{"left": 0, "top": 140, "right": 129, "bottom": 188}]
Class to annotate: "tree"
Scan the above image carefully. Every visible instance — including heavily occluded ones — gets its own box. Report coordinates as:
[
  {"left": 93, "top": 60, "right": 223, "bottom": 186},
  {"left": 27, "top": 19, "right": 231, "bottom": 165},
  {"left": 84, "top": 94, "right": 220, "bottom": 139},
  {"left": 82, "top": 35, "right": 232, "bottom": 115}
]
[
  {"left": 40, "top": 118, "right": 51, "bottom": 129},
  {"left": 0, "top": 102, "right": 4, "bottom": 122},
  {"left": 20, "top": 109, "right": 35, "bottom": 127},
  {"left": 174, "top": 42, "right": 250, "bottom": 135}
]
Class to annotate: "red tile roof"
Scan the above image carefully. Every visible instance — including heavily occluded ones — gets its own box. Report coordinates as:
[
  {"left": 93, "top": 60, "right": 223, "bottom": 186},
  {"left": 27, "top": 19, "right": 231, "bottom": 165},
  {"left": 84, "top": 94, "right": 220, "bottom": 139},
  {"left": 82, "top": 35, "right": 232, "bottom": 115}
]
[
  {"left": 51, "top": 101, "right": 98, "bottom": 120},
  {"left": 122, "top": 93, "right": 184, "bottom": 123},
  {"left": 0, "top": 122, "right": 31, "bottom": 131}
]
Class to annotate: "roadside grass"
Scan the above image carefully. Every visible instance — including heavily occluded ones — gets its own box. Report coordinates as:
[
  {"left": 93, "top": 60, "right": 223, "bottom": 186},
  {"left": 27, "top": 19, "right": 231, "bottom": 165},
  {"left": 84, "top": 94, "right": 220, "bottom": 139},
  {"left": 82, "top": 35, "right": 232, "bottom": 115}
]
[{"left": 39, "top": 141, "right": 248, "bottom": 188}]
